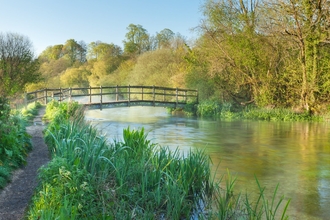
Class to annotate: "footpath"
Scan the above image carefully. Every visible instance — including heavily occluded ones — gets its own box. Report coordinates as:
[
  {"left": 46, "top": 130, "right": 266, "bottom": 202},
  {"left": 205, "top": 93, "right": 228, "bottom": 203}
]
[{"left": 0, "top": 107, "right": 50, "bottom": 220}]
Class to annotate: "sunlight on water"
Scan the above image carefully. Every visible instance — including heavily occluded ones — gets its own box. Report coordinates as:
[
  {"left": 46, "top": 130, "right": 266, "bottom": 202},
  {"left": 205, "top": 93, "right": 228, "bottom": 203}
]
[{"left": 85, "top": 107, "right": 330, "bottom": 220}]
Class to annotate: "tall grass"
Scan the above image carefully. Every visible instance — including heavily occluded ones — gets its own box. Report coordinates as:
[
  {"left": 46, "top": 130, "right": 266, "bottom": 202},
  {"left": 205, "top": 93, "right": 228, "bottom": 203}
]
[{"left": 27, "top": 101, "right": 291, "bottom": 219}]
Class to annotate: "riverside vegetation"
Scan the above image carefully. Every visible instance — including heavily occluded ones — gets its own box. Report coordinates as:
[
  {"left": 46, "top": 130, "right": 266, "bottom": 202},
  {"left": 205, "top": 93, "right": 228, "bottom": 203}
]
[
  {"left": 0, "top": 99, "right": 41, "bottom": 189},
  {"left": 175, "top": 100, "right": 324, "bottom": 121},
  {"left": 26, "top": 101, "right": 290, "bottom": 219}
]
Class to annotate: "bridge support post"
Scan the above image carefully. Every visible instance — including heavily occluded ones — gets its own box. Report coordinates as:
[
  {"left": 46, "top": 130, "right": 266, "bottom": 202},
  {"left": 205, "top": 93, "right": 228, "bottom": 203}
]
[{"left": 100, "top": 86, "right": 103, "bottom": 110}]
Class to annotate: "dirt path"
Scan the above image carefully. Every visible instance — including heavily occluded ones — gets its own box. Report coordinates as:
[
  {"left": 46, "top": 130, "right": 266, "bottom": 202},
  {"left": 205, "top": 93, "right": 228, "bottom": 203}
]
[{"left": 0, "top": 107, "right": 50, "bottom": 220}]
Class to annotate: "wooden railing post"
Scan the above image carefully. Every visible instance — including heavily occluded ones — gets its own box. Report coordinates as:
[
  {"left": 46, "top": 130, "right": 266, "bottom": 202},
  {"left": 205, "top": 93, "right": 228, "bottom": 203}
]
[
  {"left": 176, "top": 87, "right": 178, "bottom": 108},
  {"left": 196, "top": 90, "right": 199, "bottom": 103},
  {"left": 68, "top": 89, "right": 70, "bottom": 101},
  {"left": 142, "top": 87, "right": 144, "bottom": 101},
  {"left": 116, "top": 85, "right": 118, "bottom": 101},
  {"left": 59, "top": 87, "right": 62, "bottom": 102},
  {"left": 153, "top": 85, "right": 155, "bottom": 106},
  {"left": 100, "top": 86, "right": 103, "bottom": 110},
  {"left": 89, "top": 86, "right": 92, "bottom": 103},
  {"left": 184, "top": 90, "right": 187, "bottom": 103},
  {"left": 163, "top": 89, "right": 165, "bottom": 101},
  {"left": 35, "top": 91, "right": 37, "bottom": 105},
  {"left": 128, "top": 85, "right": 130, "bottom": 107},
  {"left": 44, "top": 88, "right": 48, "bottom": 105},
  {"left": 24, "top": 92, "right": 27, "bottom": 109}
]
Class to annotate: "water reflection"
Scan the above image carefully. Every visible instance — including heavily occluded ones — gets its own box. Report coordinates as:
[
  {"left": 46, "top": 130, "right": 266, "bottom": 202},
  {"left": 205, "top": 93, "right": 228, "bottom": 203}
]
[{"left": 85, "top": 107, "right": 330, "bottom": 219}]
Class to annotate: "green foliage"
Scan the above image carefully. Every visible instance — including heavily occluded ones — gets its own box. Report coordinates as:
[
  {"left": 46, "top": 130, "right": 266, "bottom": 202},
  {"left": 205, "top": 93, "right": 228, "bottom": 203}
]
[
  {"left": 0, "top": 32, "right": 40, "bottom": 97},
  {"left": 197, "top": 100, "right": 221, "bottom": 117},
  {"left": 129, "top": 49, "right": 181, "bottom": 87},
  {"left": 43, "top": 100, "right": 80, "bottom": 122},
  {"left": 0, "top": 98, "right": 35, "bottom": 189},
  {"left": 123, "top": 24, "right": 150, "bottom": 56},
  {"left": 21, "top": 102, "right": 42, "bottom": 121},
  {"left": 241, "top": 107, "right": 321, "bottom": 122},
  {"left": 60, "top": 66, "right": 91, "bottom": 88}
]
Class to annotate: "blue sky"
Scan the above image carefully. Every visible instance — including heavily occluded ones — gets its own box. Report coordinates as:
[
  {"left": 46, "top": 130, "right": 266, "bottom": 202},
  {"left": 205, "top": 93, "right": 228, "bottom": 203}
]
[{"left": 1, "top": 0, "right": 204, "bottom": 55}]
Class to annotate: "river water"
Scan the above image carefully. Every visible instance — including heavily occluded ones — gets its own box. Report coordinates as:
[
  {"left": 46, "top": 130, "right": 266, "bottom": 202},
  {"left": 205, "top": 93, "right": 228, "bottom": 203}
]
[{"left": 85, "top": 107, "right": 330, "bottom": 220}]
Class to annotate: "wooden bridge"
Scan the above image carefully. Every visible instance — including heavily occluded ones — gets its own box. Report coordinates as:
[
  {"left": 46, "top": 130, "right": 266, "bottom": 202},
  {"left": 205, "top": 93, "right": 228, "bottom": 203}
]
[{"left": 25, "top": 85, "right": 198, "bottom": 110}]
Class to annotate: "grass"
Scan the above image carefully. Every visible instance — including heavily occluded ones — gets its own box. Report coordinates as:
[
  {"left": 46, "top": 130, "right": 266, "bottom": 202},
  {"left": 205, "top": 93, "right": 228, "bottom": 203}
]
[{"left": 27, "top": 101, "right": 291, "bottom": 219}]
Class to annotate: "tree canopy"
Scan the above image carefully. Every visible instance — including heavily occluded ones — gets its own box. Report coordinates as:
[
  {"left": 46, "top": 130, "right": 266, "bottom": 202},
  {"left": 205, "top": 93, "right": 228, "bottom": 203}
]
[{"left": 0, "top": 33, "right": 40, "bottom": 97}]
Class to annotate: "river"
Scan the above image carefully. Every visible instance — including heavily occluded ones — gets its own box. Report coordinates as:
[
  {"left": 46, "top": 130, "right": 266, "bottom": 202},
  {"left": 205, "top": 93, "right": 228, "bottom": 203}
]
[{"left": 85, "top": 106, "right": 330, "bottom": 220}]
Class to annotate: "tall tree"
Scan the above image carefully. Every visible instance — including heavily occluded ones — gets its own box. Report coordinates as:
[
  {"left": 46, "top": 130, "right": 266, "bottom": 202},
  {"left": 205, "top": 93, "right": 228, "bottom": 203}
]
[
  {"left": 62, "top": 39, "right": 86, "bottom": 65},
  {"left": 263, "top": 0, "right": 330, "bottom": 111},
  {"left": 156, "top": 28, "right": 175, "bottom": 49},
  {"left": 123, "top": 24, "right": 150, "bottom": 56},
  {"left": 195, "top": 0, "right": 279, "bottom": 106},
  {"left": 0, "top": 33, "right": 40, "bottom": 97}
]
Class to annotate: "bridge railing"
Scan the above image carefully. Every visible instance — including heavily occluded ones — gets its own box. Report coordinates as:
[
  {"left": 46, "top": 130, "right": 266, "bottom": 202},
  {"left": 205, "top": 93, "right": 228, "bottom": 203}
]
[{"left": 25, "top": 85, "right": 198, "bottom": 109}]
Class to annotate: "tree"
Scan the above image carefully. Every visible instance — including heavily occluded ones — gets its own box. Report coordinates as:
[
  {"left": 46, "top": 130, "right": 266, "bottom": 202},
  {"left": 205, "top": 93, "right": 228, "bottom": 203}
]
[
  {"left": 87, "top": 41, "right": 122, "bottom": 61},
  {"left": 39, "top": 44, "right": 64, "bottom": 61},
  {"left": 263, "top": 0, "right": 330, "bottom": 112},
  {"left": 123, "top": 24, "right": 151, "bottom": 56},
  {"left": 156, "top": 28, "right": 175, "bottom": 49},
  {"left": 0, "top": 32, "right": 40, "bottom": 97},
  {"left": 195, "top": 0, "right": 279, "bottom": 106},
  {"left": 62, "top": 39, "right": 87, "bottom": 65}
]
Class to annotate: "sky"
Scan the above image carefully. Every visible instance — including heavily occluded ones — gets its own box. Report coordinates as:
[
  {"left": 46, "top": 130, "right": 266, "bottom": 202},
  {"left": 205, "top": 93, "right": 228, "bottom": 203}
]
[{"left": 1, "top": 0, "right": 205, "bottom": 55}]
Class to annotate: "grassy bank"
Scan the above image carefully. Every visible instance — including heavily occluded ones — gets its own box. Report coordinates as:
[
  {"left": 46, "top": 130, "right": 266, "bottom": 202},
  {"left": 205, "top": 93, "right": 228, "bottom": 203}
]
[
  {"left": 182, "top": 100, "right": 324, "bottom": 121},
  {"left": 27, "top": 101, "right": 290, "bottom": 219},
  {"left": 0, "top": 100, "right": 41, "bottom": 189}
]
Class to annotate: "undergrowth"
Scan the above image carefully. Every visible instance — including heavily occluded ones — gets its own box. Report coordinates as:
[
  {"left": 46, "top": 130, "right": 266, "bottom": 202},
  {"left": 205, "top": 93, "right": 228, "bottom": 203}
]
[{"left": 0, "top": 99, "right": 40, "bottom": 189}]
